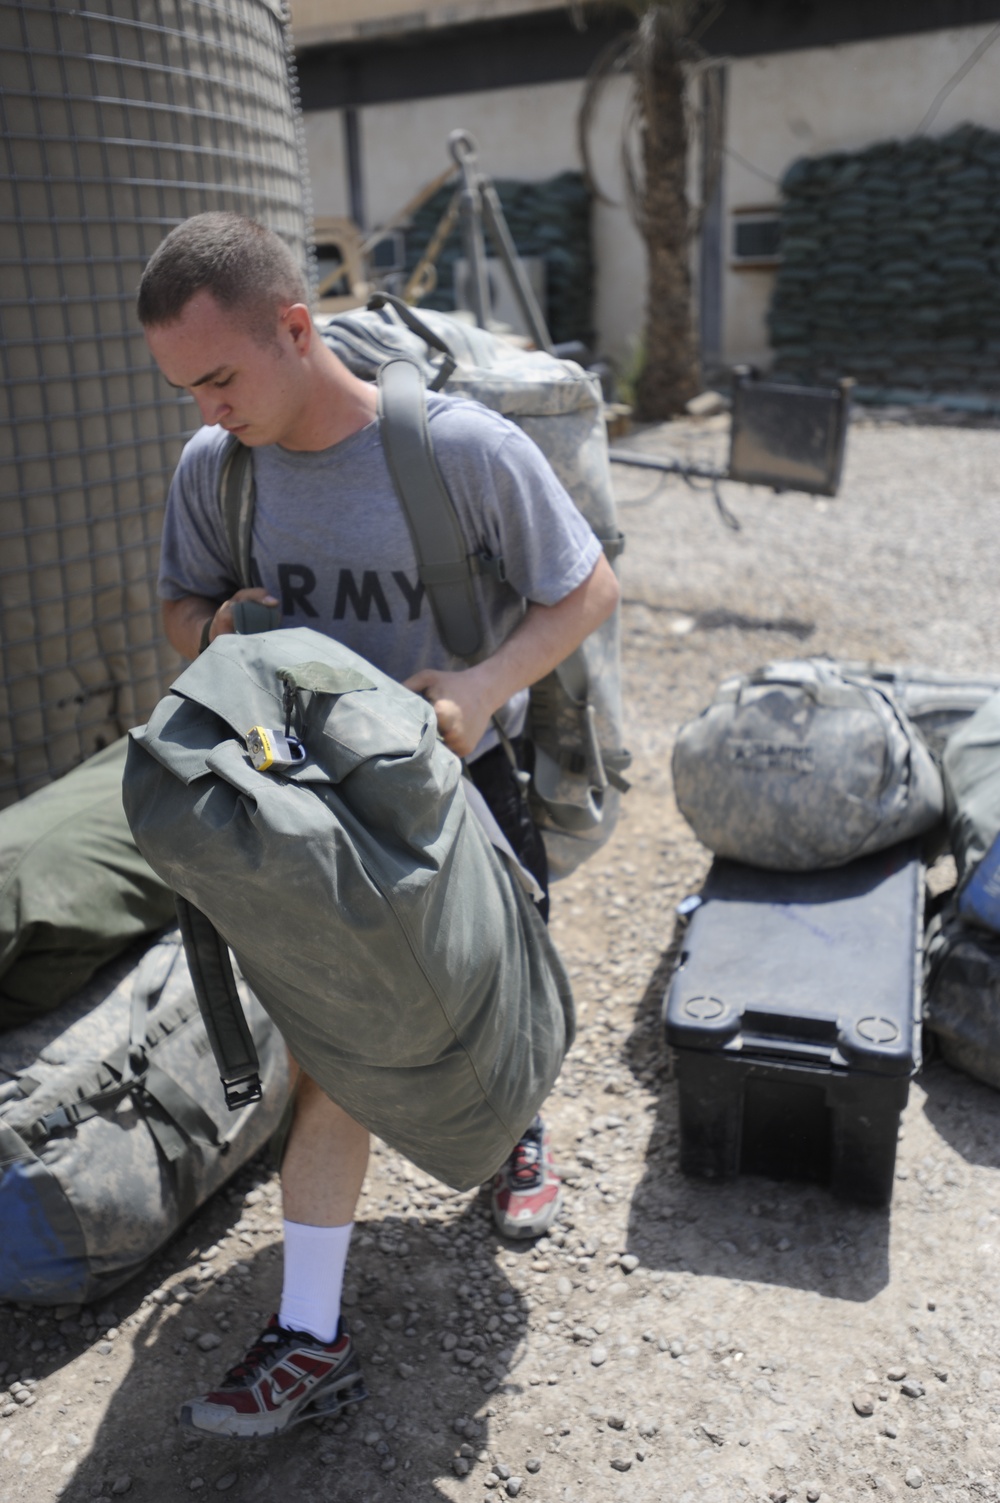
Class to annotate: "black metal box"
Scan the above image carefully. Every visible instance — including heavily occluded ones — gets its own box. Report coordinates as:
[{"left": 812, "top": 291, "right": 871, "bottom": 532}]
[
  {"left": 728, "top": 370, "right": 852, "bottom": 496},
  {"left": 664, "top": 844, "right": 923, "bottom": 1205}
]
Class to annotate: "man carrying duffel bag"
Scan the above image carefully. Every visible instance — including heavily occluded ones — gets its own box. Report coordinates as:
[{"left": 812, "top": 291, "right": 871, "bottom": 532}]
[{"left": 131, "top": 213, "right": 618, "bottom": 1438}]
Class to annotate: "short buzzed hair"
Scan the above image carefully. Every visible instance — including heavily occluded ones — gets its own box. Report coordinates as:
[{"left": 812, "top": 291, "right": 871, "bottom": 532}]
[{"left": 137, "top": 213, "right": 308, "bottom": 342}]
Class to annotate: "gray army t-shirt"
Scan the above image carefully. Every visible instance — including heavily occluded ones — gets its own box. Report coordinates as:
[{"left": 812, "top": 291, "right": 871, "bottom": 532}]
[{"left": 158, "top": 391, "right": 602, "bottom": 751}]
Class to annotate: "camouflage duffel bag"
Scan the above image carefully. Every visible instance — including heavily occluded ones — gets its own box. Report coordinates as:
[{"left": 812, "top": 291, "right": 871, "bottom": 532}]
[
  {"left": 0, "top": 928, "right": 291, "bottom": 1304},
  {"left": 672, "top": 658, "right": 945, "bottom": 871}
]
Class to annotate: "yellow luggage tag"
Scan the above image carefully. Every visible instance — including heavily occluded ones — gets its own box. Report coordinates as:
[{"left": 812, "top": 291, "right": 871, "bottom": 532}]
[{"left": 246, "top": 725, "right": 307, "bottom": 773}]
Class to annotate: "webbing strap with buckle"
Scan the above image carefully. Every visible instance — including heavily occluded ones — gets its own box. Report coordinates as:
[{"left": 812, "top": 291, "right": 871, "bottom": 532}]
[
  {"left": 174, "top": 898, "right": 262, "bottom": 1111},
  {"left": 13, "top": 936, "right": 229, "bottom": 1216}
]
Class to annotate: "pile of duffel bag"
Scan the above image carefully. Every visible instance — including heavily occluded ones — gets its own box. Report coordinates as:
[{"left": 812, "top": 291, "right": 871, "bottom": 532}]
[
  {"left": 0, "top": 739, "right": 292, "bottom": 1305},
  {"left": 3, "top": 615, "right": 580, "bottom": 1300},
  {"left": 672, "top": 658, "right": 1000, "bottom": 1092}
]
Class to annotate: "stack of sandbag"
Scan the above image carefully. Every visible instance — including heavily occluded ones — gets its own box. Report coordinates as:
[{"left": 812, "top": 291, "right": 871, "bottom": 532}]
[
  {"left": 770, "top": 123, "right": 1000, "bottom": 400},
  {"left": 123, "top": 627, "right": 574, "bottom": 1193},
  {"left": 401, "top": 171, "right": 594, "bottom": 347},
  {"left": 671, "top": 659, "right": 946, "bottom": 872},
  {"left": 0, "top": 741, "right": 292, "bottom": 1304},
  {"left": 925, "top": 691, "right": 1000, "bottom": 1088}
]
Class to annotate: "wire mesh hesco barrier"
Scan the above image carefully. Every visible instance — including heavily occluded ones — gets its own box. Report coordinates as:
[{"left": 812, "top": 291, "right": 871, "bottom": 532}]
[{"left": 0, "top": 0, "right": 311, "bottom": 807}]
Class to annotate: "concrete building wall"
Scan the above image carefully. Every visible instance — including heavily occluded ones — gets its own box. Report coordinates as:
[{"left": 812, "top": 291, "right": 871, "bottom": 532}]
[
  {"left": 302, "top": 110, "right": 351, "bottom": 221},
  {"left": 291, "top": 0, "right": 566, "bottom": 49},
  {"left": 298, "top": 19, "right": 1000, "bottom": 377},
  {"left": 300, "top": 75, "right": 647, "bottom": 366},
  {"left": 722, "top": 22, "right": 1000, "bottom": 366}
]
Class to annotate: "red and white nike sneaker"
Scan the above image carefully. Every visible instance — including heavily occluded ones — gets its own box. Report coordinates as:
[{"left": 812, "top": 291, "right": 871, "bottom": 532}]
[
  {"left": 179, "top": 1314, "right": 367, "bottom": 1438},
  {"left": 491, "top": 1114, "right": 562, "bottom": 1239}
]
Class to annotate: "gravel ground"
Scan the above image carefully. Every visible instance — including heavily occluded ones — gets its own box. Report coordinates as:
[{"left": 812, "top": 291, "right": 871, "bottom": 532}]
[{"left": 3, "top": 411, "right": 1000, "bottom": 1503}]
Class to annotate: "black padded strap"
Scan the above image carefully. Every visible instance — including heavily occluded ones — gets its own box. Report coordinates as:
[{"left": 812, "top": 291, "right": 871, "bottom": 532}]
[
  {"left": 175, "top": 897, "right": 262, "bottom": 1110},
  {"left": 367, "top": 292, "right": 457, "bottom": 389},
  {"left": 377, "top": 356, "right": 485, "bottom": 661}
]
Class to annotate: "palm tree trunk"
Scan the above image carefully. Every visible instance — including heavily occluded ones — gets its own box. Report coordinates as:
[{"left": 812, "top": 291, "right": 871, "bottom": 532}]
[{"left": 636, "top": 10, "right": 701, "bottom": 418}]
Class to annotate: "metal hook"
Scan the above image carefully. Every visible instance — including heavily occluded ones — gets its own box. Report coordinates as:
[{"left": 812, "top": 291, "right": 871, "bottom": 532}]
[{"left": 447, "top": 129, "right": 478, "bottom": 168}]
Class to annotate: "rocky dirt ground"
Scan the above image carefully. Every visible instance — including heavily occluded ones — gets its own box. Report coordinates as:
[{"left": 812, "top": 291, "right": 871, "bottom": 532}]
[{"left": 3, "top": 410, "right": 1000, "bottom": 1503}]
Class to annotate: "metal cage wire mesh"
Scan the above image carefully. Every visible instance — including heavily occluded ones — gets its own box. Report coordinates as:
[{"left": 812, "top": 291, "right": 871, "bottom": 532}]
[{"left": 0, "top": 0, "right": 311, "bottom": 806}]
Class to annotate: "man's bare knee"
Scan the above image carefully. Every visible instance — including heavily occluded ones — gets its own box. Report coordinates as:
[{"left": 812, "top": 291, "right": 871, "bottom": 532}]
[{"left": 291, "top": 1071, "right": 364, "bottom": 1131}]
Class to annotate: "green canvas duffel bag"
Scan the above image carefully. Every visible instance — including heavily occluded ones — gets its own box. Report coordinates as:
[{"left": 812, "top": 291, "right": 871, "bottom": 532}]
[
  {"left": 924, "top": 902, "right": 1000, "bottom": 1092},
  {"left": 0, "top": 739, "right": 176, "bottom": 1030},
  {"left": 122, "top": 627, "right": 574, "bottom": 1191}
]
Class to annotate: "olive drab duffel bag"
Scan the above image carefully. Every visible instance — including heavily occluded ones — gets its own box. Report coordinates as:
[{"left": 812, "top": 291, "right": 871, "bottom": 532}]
[
  {"left": 220, "top": 293, "right": 630, "bottom": 880},
  {"left": 0, "top": 738, "right": 176, "bottom": 1030},
  {"left": 122, "top": 627, "right": 574, "bottom": 1192},
  {"left": 0, "top": 927, "right": 290, "bottom": 1304},
  {"left": 924, "top": 901, "right": 1000, "bottom": 1092},
  {"left": 672, "top": 659, "right": 945, "bottom": 871}
]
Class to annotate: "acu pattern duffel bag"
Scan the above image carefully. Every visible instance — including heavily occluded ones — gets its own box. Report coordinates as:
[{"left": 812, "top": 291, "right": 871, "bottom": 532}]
[
  {"left": 0, "top": 928, "right": 290, "bottom": 1304},
  {"left": 672, "top": 659, "right": 944, "bottom": 871}
]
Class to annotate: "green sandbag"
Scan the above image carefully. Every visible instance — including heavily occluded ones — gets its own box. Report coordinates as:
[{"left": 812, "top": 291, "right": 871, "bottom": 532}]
[{"left": 0, "top": 739, "right": 175, "bottom": 1029}]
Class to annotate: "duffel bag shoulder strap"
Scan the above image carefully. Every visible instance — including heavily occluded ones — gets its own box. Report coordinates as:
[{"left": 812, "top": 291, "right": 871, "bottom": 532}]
[
  {"left": 367, "top": 291, "right": 457, "bottom": 390},
  {"left": 200, "top": 447, "right": 272, "bottom": 1112},
  {"left": 175, "top": 898, "right": 263, "bottom": 1111},
  {"left": 221, "top": 353, "right": 493, "bottom": 662},
  {"left": 529, "top": 648, "right": 630, "bottom": 832},
  {"left": 218, "top": 433, "right": 255, "bottom": 591},
  {"left": 377, "top": 355, "right": 492, "bottom": 662}
]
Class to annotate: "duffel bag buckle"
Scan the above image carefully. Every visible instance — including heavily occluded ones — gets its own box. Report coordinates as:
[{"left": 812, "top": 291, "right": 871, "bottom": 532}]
[{"left": 223, "top": 1073, "right": 263, "bottom": 1110}]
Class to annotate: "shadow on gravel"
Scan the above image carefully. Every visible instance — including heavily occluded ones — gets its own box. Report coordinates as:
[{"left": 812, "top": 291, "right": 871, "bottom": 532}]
[
  {"left": 0, "top": 1161, "right": 258, "bottom": 1392},
  {"left": 920, "top": 1057, "right": 1000, "bottom": 1169},
  {"left": 618, "top": 916, "right": 892, "bottom": 1302},
  {"left": 621, "top": 597, "right": 816, "bottom": 640},
  {"left": 57, "top": 1197, "right": 530, "bottom": 1503}
]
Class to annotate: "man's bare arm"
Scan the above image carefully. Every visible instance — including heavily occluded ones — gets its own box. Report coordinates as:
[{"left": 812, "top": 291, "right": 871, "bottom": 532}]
[
  {"left": 163, "top": 587, "right": 279, "bottom": 661},
  {"left": 404, "top": 551, "right": 620, "bottom": 758}
]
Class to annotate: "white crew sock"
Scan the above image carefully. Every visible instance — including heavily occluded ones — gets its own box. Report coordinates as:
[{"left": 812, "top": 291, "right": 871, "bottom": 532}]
[{"left": 278, "top": 1219, "right": 354, "bottom": 1344}]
